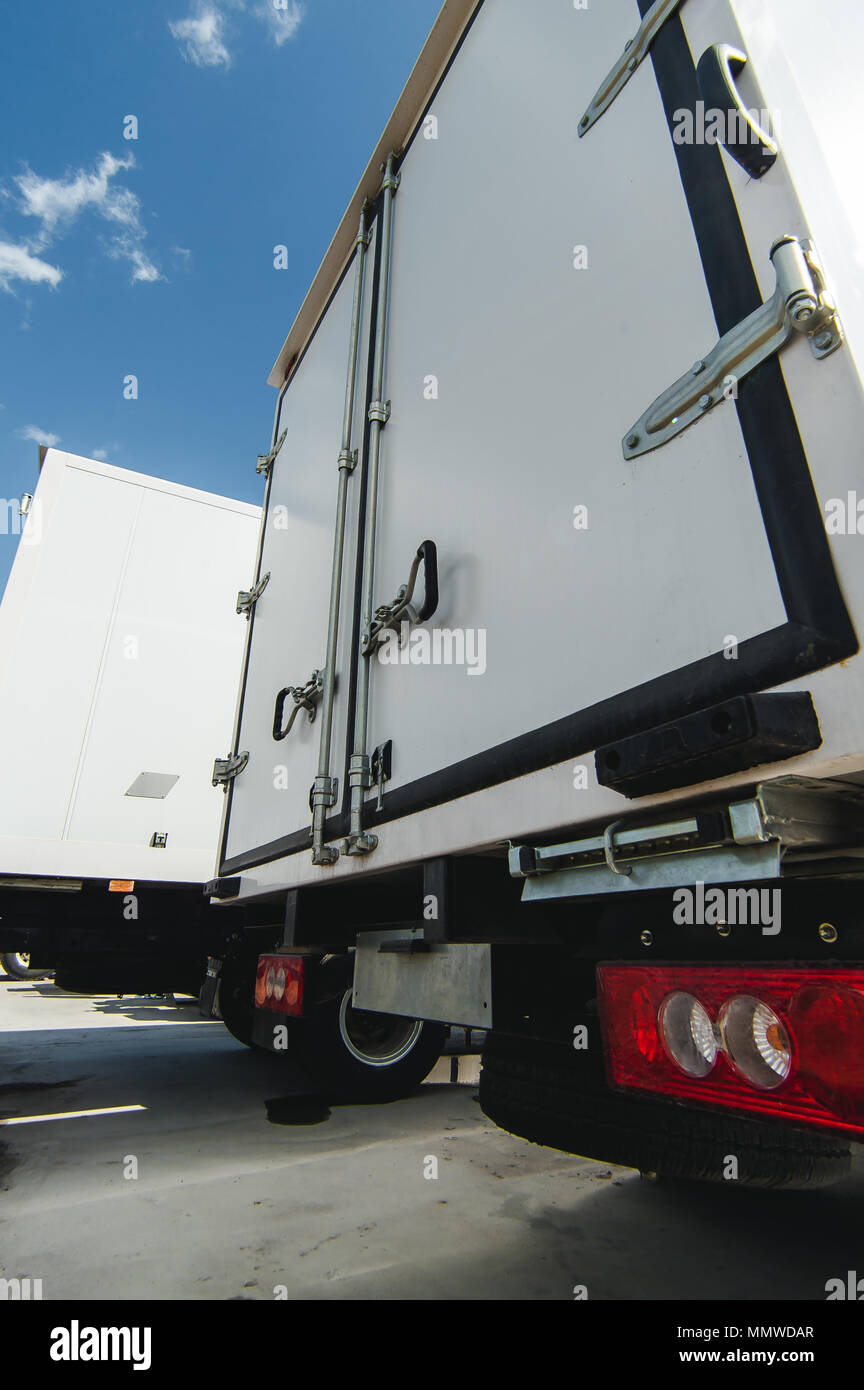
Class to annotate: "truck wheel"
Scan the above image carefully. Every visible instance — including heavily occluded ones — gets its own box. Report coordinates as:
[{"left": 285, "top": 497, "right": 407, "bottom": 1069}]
[
  {"left": 1, "top": 952, "right": 49, "bottom": 981},
  {"left": 217, "top": 949, "right": 265, "bottom": 1050},
  {"left": 479, "top": 1032, "right": 850, "bottom": 1190},
  {"left": 290, "top": 988, "right": 447, "bottom": 1103}
]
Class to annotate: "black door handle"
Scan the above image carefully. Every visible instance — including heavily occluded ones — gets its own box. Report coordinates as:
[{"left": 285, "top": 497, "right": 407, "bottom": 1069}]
[{"left": 696, "top": 44, "right": 778, "bottom": 179}]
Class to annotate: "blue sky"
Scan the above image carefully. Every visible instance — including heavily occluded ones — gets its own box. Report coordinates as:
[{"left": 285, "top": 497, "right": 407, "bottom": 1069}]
[{"left": 0, "top": 0, "right": 441, "bottom": 597}]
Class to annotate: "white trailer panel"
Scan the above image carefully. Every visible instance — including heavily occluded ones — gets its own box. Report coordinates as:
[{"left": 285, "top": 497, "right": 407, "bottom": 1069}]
[{"left": 0, "top": 451, "right": 260, "bottom": 883}]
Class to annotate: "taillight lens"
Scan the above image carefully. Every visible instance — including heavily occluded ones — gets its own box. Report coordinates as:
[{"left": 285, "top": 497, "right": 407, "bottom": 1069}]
[
  {"left": 254, "top": 955, "right": 304, "bottom": 1017},
  {"left": 658, "top": 992, "right": 717, "bottom": 1077},
  {"left": 718, "top": 995, "right": 791, "bottom": 1089},
  {"left": 598, "top": 965, "right": 864, "bottom": 1136}
]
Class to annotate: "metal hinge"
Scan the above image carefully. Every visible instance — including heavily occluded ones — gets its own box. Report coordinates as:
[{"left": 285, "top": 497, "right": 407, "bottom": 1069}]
[
  {"left": 624, "top": 236, "right": 843, "bottom": 459},
  {"left": 212, "top": 751, "right": 249, "bottom": 787},
  {"left": 236, "top": 572, "right": 270, "bottom": 618},
  {"left": 579, "top": 0, "right": 685, "bottom": 136},
  {"left": 256, "top": 430, "right": 287, "bottom": 476},
  {"left": 338, "top": 448, "right": 358, "bottom": 473}
]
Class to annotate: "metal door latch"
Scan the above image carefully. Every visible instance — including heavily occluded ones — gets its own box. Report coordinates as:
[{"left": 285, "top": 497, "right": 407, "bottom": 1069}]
[
  {"left": 256, "top": 430, "right": 287, "bottom": 476},
  {"left": 579, "top": 0, "right": 685, "bottom": 136},
  {"left": 361, "top": 540, "right": 439, "bottom": 657},
  {"left": 272, "top": 670, "right": 323, "bottom": 741},
  {"left": 236, "top": 572, "right": 270, "bottom": 618},
  {"left": 624, "top": 236, "right": 843, "bottom": 459},
  {"left": 212, "top": 751, "right": 249, "bottom": 787}
]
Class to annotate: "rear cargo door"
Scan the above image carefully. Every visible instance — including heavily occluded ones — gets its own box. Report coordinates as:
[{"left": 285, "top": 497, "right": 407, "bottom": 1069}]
[
  {"left": 220, "top": 228, "right": 375, "bottom": 871},
  {"left": 356, "top": 0, "right": 855, "bottom": 828}
]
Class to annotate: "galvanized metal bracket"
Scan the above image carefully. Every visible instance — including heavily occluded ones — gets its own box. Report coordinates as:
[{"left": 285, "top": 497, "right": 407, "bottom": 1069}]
[
  {"left": 273, "top": 670, "right": 324, "bottom": 741},
  {"left": 212, "top": 751, "right": 249, "bottom": 788},
  {"left": 624, "top": 237, "right": 843, "bottom": 459},
  {"left": 256, "top": 430, "right": 287, "bottom": 476},
  {"left": 236, "top": 571, "right": 270, "bottom": 618},
  {"left": 337, "top": 448, "right": 358, "bottom": 473},
  {"left": 579, "top": 0, "right": 686, "bottom": 136},
  {"left": 368, "top": 400, "right": 391, "bottom": 427},
  {"left": 310, "top": 774, "right": 339, "bottom": 811}
]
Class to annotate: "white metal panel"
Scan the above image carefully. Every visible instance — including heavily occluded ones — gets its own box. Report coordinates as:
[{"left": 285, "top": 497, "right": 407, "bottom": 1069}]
[
  {"left": 224, "top": 232, "right": 375, "bottom": 862},
  {"left": 0, "top": 451, "right": 260, "bottom": 882},
  {"left": 365, "top": 0, "right": 785, "bottom": 790}
]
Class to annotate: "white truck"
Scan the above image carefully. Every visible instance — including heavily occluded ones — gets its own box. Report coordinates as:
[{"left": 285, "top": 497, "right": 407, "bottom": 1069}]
[
  {"left": 207, "top": 0, "right": 864, "bottom": 1181},
  {"left": 0, "top": 449, "right": 260, "bottom": 995}
]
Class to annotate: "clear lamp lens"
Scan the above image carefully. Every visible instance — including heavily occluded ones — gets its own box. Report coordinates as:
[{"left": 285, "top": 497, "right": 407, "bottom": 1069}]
[
  {"left": 719, "top": 995, "right": 791, "bottom": 1089},
  {"left": 659, "top": 992, "right": 717, "bottom": 1077}
]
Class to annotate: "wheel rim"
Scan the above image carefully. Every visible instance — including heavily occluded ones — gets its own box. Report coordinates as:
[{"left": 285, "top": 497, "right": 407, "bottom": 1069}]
[
  {"left": 14, "top": 954, "right": 30, "bottom": 970},
  {"left": 338, "top": 990, "right": 423, "bottom": 1067}
]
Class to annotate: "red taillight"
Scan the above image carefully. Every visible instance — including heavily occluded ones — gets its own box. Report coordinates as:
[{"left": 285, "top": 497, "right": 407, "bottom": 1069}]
[
  {"left": 598, "top": 965, "right": 864, "bottom": 1137},
  {"left": 254, "top": 955, "right": 304, "bottom": 1017}
]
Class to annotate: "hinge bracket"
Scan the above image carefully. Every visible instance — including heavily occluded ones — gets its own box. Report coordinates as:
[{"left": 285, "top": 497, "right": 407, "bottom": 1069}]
[
  {"left": 579, "top": 0, "right": 686, "bottom": 136},
  {"left": 236, "top": 571, "right": 270, "bottom": 618},
  {"left": 624, "top": 237, "right": 843, "bottom": 459},
  {"left": 338, "top": 448, "right": 358, "bottom": 473},
  {"left": 212, "top": 751, "right": 249, "bottom": 788},
  {"left": 310, "top": 775, "right": 339, "bottom": 811},
  {"left": 368, "top": 400, "right": 391, "bottom": 427},
  {"left": 256, "top": 430, "right": 287, "bottom": 476}
]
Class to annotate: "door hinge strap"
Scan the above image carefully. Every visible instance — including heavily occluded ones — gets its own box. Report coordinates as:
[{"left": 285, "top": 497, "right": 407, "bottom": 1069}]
[
  {"left": 212, "top": 751, "right": 249, "bottom": 787},
  {"left": 236, "top": 571, "right": 270, "bottom": 618},
  {"left": 624, "top": 236, "right": 843, "bottom": 459},
  {"left": 256, "top": 430, "right": 286, "bottom": 476},
  {"left": 579, "top": 0, "right": 686, "bottom": 136}
]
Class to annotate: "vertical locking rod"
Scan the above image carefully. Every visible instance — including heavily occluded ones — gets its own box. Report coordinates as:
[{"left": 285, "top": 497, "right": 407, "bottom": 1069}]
[
  {"left": 312, "top": 204, "right": 372, "bottom": 865},
  {"left": 345, "top": 153, "right": 400, "bottom": 856}
]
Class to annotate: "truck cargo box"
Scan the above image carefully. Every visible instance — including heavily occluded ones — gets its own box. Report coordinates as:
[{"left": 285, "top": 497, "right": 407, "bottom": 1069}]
[
  {"left": 0, "top": 450, "right": 260, "bottom": 885},
  {"left": 215, "top": 0, "right": 864, "bottom": 905}
]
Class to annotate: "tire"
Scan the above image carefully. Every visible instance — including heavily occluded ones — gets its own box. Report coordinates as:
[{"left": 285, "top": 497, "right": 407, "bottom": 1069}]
[
  {"left": 290, "top": 985, "right": 447, "bottom": 1103},
  {"left": 1, "top": 952, "right": 49, "bottom": 981},
  {"left": 217, "top": 948, "right": 264, "bottom": 1050},
  {"left": 479, "top": 1031, "right": 851, "bottom": 1190}
]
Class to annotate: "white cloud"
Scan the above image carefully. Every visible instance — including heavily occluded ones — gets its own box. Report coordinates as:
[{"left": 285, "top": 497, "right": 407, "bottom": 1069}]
[
  {"left": 17, "top": 425, "right": 60, "bottom": 447},
  {"left": 169, "top": 5, "right": 232, "bottom": 67},
  {"left": 169, "top": 1, "right": 303, "bottom": 66},
  {"left": 12, "top": 152, "right": 161, "bottom": 285},
  {"left": 254, "top": 0, "right": 304, "bottom": 46},
  {"left": 91, "top": 449, "right": 109, "bottom": 461},
  {"left": 0, "top": 240, "right": 63, "bottom": 291}
]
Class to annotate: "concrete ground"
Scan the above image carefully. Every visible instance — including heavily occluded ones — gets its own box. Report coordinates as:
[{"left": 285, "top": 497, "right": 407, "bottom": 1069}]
[{"left": 2, "top": 976, "right": 863, "bottom": 1302}]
